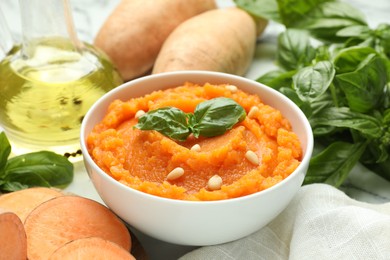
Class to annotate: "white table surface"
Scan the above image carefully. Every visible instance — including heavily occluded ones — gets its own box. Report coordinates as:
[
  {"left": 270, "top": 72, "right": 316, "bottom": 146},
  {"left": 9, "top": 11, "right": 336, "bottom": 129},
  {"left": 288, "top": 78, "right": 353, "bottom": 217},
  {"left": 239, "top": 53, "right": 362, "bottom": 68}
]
[{"left": 1, "top": 0, "right": 390, "bottom": 259}]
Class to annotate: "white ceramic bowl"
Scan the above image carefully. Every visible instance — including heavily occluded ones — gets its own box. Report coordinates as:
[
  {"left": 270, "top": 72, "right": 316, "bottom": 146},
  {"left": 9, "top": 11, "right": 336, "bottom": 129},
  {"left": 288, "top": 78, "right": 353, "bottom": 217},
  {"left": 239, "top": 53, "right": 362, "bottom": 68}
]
[{"left": 80, "top": 71, "right": 313, "bottom": 246}]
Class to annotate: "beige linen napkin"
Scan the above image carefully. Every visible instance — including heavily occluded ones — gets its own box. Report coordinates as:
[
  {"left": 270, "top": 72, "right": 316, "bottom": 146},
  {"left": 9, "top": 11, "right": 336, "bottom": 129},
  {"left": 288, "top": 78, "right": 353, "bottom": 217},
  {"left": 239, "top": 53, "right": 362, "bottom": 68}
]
[{"left": 180, "top": 184, "right": 390, "bottom": 260}]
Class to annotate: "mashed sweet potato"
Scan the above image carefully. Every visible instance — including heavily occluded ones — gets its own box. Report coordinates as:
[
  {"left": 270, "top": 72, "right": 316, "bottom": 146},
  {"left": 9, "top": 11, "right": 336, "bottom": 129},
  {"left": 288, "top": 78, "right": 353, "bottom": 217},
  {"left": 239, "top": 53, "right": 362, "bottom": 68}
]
[{"left": 87, "top": 82, "right": 302, "bottom": 201}]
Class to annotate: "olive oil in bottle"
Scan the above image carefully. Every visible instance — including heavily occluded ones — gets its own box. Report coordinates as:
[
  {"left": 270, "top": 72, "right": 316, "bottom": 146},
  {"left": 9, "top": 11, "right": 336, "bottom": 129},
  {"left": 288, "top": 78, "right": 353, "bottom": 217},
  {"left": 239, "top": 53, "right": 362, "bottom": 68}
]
[{"left": 0, "top": 0, "right": 123, "bottom": 161}]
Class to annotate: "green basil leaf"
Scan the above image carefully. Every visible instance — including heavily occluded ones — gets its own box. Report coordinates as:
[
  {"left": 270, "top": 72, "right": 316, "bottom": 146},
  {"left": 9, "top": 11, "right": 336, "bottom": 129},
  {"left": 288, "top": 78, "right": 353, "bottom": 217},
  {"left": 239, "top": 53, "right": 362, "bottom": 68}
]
[
  {"left": 234, "top": 0, "right": 281, "bottom": 23},
  {"left": 231, "top": 0, "right": 390, "bottom": 187},
  {"left": 309, "top": 107, "right": 382, "bottom": 139},
  {"left": 276, "top": 0, "right": 332, "bottom": 28},
  {"left": 383, "top": 109, "right": 390, "bottom": 124},
  {"left": 364, "top": 157, "right": 390, "bottom": 182},
  {"left": 277, "top": 29, "right": 316, "bottom": 71},
  {"left": 256, "top": 70, "right": 296, "bottom": 90},
  {"left": 134, "top": 98, "right": 246, "bottom": 141},
  {"left": 360, "top": 111, "right": 390, "bottom": 164},
  {"left": 293, "top": 61, "right": 335, "bottom": 102},
  {"left": 310, "top": 91, "right": 334, "bottom": 116},
  {"left": 304, "top": 141, "right": 367, "bottom": 187},
  {"left": 278, "top": 87, "right": 313, "bottom": 117},
  {"left": 0, "top": 132, "right": 11, "bottom": 173},
  {"left": 373, "top": 23, "right": 390, "bottom": 58},
  {"left": 336, "top": 25, "right": 370, "bottom": 38},
  {"left": 190, "top": 97, "right": 246, "bottom": 138},
  {"left": 333, "top": 46, "right": 377, "bottom": 74},
  {"left": 363, "top": 139, "right": 389, "bottom": 164},
  {"left": 3, "top": 151, "right": 74, "bottom": 189},
  {"left": 335, "top": 53, "right": 387, "bottom": 113},
  {"left": 0, "top": 181, "right": 28, "bottom": 192},
  {"left": 314, "top": 45, "right": 332, "bottom": 62},
  {"left": 300, "top": 2, "right": 367, "bottom": 42},
  {"left": 134, "top": 107, "right": 191, "bottom": 142}
]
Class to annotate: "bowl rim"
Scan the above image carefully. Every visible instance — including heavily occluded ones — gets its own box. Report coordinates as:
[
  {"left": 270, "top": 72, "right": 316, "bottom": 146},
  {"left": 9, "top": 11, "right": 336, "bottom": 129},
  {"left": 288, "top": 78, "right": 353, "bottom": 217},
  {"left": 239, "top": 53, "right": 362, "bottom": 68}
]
[{"left": 80, "top": 70, "right": 314, "bottom": 205}]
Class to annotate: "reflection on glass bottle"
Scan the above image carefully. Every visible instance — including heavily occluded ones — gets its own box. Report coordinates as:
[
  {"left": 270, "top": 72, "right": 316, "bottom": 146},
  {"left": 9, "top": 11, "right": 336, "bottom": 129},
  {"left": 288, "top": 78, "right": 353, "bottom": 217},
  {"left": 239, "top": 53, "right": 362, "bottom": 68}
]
[
  {"left": 0, "top": 5, "right": 14, "bottom": 61},
  {"left": 0, "top": 0, "right": 123, "bottom": 161}
]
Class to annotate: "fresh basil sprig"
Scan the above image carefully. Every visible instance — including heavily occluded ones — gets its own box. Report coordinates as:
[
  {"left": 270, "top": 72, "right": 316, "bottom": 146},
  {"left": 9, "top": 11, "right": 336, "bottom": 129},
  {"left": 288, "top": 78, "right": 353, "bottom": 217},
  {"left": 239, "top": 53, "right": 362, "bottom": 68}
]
[
  {"left": 0, "top": 132, "right": 74, "bottom": 192},
  {"left": 134, "top": 97, "right": 246, "bottom": 141},
  {"left": 234, "top": 0, "right": 390, "bottom": 185}
]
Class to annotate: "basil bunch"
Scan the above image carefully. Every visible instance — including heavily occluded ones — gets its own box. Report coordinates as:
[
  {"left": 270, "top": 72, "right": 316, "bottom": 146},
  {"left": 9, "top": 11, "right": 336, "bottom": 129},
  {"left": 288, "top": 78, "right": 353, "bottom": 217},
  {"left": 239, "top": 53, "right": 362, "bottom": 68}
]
[
  {"left": 0, "top": 132, "right": 74, "bottom": 192},
  {"left": 134, "top": 97, "right": 246, "bottom": 141},
  {"left": 235, "top": 0, "right": 390, "bottom": 186}
]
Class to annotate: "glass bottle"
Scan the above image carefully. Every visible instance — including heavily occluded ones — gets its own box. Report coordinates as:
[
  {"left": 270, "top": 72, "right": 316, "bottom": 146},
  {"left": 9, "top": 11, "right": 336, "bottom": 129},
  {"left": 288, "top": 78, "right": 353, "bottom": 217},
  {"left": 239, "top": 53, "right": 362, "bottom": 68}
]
[
  {"left": 0, "top": 6, "right": 14, "bottom": 61},
  {"left": 0, "top": 0, "right": 123, "bottom": 161}
]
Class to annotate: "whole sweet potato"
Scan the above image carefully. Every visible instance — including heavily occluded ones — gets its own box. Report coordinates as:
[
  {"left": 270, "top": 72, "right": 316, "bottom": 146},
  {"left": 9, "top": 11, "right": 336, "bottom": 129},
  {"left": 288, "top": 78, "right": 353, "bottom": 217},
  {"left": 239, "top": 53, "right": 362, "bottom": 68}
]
[
  {"left": 152, "top": 7, "right": 262, "bottom": 76},
  {"left": 94, "top": 0, "right": 216, "bottom": 81}
]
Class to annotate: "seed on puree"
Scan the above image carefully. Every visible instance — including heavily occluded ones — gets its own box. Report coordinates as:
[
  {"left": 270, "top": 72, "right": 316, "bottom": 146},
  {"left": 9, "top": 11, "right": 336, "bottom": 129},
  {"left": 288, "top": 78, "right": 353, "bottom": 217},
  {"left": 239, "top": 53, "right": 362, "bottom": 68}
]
[{"left": 87, "top": 82, "right": 302, "bottom": 201}]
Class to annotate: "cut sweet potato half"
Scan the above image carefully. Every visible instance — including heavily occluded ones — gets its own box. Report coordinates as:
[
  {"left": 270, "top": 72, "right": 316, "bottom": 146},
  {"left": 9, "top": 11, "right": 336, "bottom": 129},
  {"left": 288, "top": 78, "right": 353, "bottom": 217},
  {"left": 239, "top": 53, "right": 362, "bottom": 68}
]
[
  {"left": 0, "top": 187, "right": 63, "bottom": 223},
  {"left": 0, "top": 209, "right": 27, "bottom": 260},
  {"left": 25, "top": 195, "right": 131, "bottom": 260},
  {"left": 48, "top": 236, "right": 135, "bottom": 260}
]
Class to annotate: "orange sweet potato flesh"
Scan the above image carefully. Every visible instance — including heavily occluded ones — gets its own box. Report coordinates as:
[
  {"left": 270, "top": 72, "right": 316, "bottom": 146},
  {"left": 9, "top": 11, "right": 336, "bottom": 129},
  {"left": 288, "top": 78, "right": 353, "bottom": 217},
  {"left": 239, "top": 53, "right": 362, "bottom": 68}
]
[
  {"left": 87, "top": 83, "right": 302, "bottom": 201},
  {"left": 0, "top": 210, "right": 27, "bottom": 260},
  {"left": 25, "top": 195, "right": 131, "bottom": 260},
  {"left": 94, "top": 0, "right": 216, "bottom": 81},
  {"left": 0, "top": 187, "right": 63, "bottom": 223},
  {"left": 152, "top": 7, "right": 259, "bottom": 76},
  {"left": 49, "top": 237, "right": 135, "bottom": 260}
]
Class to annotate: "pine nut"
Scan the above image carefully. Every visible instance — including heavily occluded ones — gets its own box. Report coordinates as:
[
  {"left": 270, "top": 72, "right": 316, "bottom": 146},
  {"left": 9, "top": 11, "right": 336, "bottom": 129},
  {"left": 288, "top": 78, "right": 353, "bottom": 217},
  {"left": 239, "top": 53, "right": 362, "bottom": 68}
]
[
  {"left": 245, "top": 150, "right": 259, "bottom": 165},
  {"left": 166, "top": 167, "right": 184, "bottom": 181},
  {"left": 135, "top": 110, "right": 146, "bottom": 118},
  {"left": 207, "top": 175, "right": 223, "bottom": 191},
  {"left": 190, "top": 144, "right": 201, "bottom": 152},
  {"left": 225, "top": 85, "right": 238, "bottom": 92},
  {"left": 248, "top": 106, "right": 259, "bottom": 119}
]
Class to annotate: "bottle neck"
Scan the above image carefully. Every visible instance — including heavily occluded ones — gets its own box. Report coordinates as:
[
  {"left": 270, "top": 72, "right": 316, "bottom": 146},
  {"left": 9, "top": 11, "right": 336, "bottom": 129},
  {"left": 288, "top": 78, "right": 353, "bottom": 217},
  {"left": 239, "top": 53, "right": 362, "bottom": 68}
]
[{"left": 19, "top": 0, "right": 83, "bottom": 58}]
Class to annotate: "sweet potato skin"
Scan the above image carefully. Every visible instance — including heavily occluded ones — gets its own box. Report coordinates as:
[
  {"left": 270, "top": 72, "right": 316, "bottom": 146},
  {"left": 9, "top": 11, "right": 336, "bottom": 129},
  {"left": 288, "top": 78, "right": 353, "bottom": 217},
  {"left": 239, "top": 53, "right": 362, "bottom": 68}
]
[
  {"left": 0, "top": 209, "right": 27, "bottom": 260},
  {"left": 152, "top": 7, "right": 258, "bottom": 76},
  {"left": 0, "top": 187, "right": 63, "bottom": 223},
  {"left": 49, "top": 237, "right": 136, "bottom": 260},
  {"left": 25, "top": 196, "right": 131, "bottom": 260},
  {"left": 94, "top": 0, "right": 216, "bottom": 81}
]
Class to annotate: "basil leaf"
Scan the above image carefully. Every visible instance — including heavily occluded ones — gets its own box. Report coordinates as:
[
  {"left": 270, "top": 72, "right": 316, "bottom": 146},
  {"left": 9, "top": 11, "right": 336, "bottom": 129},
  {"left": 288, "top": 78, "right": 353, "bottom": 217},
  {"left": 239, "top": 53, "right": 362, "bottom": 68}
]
[
  {"left": 293, "top": 61, "right": 335, "bottom": 102},
  {"left": 309, "top": 107, "right": 382, "bottom": 139},
  {"left": 304, "top": 141, "right": 367, "bottom": 187},
  {"left": 0, "top": 181, "right": 28, "bottom": 192},
  {"left": 190, "top": 97, "right": 246, "bottom": 138},
  {"left": 300, "top": 2, "right": 367, "bottom": 42},
  {"left": 134, "top": 98, "right": 246, "bottom": 141},
  {"left": 0, "top": 132, "right": 11, "bottom": 173},
  {"left": 234, "top": 0, "right": 281, "bottom": 23},
  {"left": 234, "top": 0, "right": 390, "bottom": 185},
  {"left": 384, "top": 109, "right": 390, "bottom": 125},
  {"left": 278, "top": 87, "right": 313, "bottom": 117},
  {"left": 335, "top": 53, "right": 387, "bottom": 113},
  {"left": 3, "top": 151, "right": 74, "bottom": 191},
  {"left": 134, "top": 107, "right": 191, "bottom": 141},
  {"left": 256, "top": 69, "right": 296, "bottom": 90},
  {"left": 336, "top": 25, "right": 370, "bottom": 38},
  {"left": 364, "top": 157, "right": 390, "bottom": 181},
  {"left": 276, "top": 0, "right": 332, "bottom": 28},
  {"left": 375, "top": 23, "right": 390, "bottom": 58},
  {"left": 277, "top": 29, "right": 316, "bottom": 71},
  {"left": 363, "top": 139, "right": 389, "bottom": 164},
  {"left": 360, "top": 111, "right": 390, "bottom": 164},
  {"left": 333, "top": 46, "right": 377, "bottom": 74},
  {"left": 314, "top": 45, "right": 332, "bottom": 62},
  {"left": 310, "top": 91, "right": 334, "bottom": 116}
]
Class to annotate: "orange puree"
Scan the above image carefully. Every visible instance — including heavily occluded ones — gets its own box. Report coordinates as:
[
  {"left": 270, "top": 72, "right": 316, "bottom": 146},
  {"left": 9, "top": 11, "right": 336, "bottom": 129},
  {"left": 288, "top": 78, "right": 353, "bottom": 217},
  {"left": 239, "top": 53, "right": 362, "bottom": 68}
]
[{"left": 87, "top": 82, "right": 302, "bottom": 201}]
